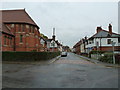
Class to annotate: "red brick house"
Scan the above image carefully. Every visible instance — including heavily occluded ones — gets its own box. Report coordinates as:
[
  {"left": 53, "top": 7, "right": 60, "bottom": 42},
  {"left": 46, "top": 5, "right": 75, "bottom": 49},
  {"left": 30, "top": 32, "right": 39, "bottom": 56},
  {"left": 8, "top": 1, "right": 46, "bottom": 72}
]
[
  {"left": 0, "top": 9, "right": 41, "bottom": 51},
  {"left": 73, "top": 40, "right": 81, "bottom": 54}
]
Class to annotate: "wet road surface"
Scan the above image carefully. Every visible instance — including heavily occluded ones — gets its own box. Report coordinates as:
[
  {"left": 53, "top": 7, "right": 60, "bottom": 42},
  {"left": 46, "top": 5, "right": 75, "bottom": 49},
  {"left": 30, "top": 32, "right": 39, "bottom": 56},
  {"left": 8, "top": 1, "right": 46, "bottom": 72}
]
[{"left": 3, "top": 53, "right": 118, "bottom": 88}]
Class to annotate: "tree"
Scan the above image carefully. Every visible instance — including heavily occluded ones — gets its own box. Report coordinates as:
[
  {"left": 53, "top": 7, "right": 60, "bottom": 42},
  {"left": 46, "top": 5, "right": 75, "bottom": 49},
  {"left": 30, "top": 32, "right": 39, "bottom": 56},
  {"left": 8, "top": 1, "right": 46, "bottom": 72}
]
[{"left": 40, "top": 33, "right": 48, "bottom": 39}]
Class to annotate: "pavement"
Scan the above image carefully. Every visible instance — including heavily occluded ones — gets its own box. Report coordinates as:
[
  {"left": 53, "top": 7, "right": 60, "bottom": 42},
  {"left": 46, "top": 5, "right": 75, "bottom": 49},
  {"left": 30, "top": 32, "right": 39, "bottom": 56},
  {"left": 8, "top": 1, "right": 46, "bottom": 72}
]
[
  {"left": 73, "top": 53, "right": 120, "bottom": 68},
  {"left": 48, "top": 55, "right": 61, "bottom": 64},
  {"left": 2, "top": 52, "right": 119, "bottom": 88}
]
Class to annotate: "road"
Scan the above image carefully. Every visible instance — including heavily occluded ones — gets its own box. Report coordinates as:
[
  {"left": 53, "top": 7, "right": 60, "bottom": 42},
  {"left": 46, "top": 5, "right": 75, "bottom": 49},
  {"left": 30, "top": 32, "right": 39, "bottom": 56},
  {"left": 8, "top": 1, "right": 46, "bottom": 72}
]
[{"left": 3, "top": 53, "right": 118, "bottom": 88}]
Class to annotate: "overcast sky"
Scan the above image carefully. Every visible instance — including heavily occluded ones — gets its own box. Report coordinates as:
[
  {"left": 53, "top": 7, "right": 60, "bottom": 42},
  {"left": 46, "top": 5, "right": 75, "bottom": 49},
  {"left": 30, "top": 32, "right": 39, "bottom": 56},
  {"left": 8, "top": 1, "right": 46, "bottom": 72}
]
[{"left": 1, "top": 1, "right": 118, "bottom": 48}]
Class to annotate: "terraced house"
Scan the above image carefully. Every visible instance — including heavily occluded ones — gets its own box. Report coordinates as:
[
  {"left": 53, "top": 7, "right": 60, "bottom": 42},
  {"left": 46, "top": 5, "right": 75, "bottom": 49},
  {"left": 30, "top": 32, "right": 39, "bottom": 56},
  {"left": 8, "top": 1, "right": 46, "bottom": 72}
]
[
  {"left": 73, "top": 24, "right": 120, "bottom": 54},
  {"left": 86, "top": 24, "right": 120, "bottom": 53},
  {"left": 0, "top": 9, "right": 41, "bottom": 51}
]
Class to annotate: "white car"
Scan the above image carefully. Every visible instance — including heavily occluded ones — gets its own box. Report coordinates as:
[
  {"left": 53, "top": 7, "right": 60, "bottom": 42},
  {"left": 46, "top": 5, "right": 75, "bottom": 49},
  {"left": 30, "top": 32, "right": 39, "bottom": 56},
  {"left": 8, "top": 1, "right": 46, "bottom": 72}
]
[{"left": 61, "top": 52, "right": 67, "bottom": 57}]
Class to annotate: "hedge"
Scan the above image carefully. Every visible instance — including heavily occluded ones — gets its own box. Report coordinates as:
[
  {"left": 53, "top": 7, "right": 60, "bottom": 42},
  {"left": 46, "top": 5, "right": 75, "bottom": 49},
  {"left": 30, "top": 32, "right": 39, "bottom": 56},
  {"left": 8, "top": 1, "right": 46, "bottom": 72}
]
[
  {"left": 2, "top": 51, "right": 60, "bottom": 61},
  {"left": 98, "top": 52, "right": 120, "bottom": 64},
  {"left": 89, "top": 50, "right": 105, "bottom": 54}
]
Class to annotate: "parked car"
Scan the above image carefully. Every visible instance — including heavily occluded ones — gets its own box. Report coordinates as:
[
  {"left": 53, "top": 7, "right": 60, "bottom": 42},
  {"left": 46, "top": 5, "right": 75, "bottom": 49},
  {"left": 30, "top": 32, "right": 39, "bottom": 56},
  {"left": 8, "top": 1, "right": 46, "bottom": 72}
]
[{"left": 61, "top": 52, "right": 67, "bottom": 57}]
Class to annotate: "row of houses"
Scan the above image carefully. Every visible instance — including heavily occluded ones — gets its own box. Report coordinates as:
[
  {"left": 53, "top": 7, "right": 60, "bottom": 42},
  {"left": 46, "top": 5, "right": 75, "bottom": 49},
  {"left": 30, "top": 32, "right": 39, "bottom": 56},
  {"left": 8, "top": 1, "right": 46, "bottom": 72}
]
[
  {"left": 73, "top": 24, "right": 120, "bottom": 54},
  {"left": 0, "top": 9, "right": 63, "bottom": 52}
]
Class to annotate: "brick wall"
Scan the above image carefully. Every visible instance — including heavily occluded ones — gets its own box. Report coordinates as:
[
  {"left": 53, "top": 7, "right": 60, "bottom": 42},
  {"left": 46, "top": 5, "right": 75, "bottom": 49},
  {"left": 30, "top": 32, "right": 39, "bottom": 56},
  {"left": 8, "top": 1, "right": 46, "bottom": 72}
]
[
  {"left": 49, "top": 48, "right": 58, "bottom": 52},
  {"left": 2, "top": 23, "right": 41, "bottom": 51},
  {"left": 2, "top": 33, "right": 14, "bottom": 51},
  {"left": 93, "top": 46, "right": 120, "bottom": 51}
]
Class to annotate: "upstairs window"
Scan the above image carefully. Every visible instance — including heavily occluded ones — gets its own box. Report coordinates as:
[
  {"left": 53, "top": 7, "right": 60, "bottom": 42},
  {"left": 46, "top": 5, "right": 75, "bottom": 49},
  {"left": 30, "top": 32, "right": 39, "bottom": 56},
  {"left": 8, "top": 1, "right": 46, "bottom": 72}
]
[
  {"left": 107, "top": 39, "right": 111, "bottom": 44},
  {"left": 51, "top": 42, "right": 55, "bottom": 47},
  {"left": 21, "top": 24, "right": 25, "bottom": 32},
  {"left": 30, "top": 25, "right": 31, "bottom": 32},
  {"left": 32, "top": 27, "right": 34, "bottom": 33},
  {"left": 89, "top": 41, "right": 91, "bottom": 44},
  {"left": 20, "top": 35, "right": 23, "bottom": 42},
  {"left": 31, "top": 26, "right": 34, "bottom": 33},
  {"left": 92, "top": 40, "right": 94, "bottom": 43}
]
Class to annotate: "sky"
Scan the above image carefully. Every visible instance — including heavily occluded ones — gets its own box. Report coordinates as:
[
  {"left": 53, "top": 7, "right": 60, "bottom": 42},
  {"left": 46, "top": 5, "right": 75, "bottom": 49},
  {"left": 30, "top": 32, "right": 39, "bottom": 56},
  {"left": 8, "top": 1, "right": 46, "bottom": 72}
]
[{"left": 1, "top": 1, "right": 118, "bottom": 48}]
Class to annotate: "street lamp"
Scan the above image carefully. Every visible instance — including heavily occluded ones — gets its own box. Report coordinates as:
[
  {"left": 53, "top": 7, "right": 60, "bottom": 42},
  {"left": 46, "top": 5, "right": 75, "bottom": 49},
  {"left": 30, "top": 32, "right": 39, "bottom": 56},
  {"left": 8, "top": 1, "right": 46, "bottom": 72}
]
[
  {"left": 96, "top": 41, "right": 99, "bottom": 60},
  {"left": 111, "top": 41, "right": 116, "bottom": 64}
]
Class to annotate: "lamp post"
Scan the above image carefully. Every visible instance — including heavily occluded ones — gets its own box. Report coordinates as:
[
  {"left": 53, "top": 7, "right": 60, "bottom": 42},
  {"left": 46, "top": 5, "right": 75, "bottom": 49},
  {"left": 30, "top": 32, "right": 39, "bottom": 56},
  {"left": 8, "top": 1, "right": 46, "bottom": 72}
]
[
  {"left": 111, "top": 41, "right": 116, "bottom": 64},
  {"left": 96, "top": 41, "right": 99, "bottom": 60}
]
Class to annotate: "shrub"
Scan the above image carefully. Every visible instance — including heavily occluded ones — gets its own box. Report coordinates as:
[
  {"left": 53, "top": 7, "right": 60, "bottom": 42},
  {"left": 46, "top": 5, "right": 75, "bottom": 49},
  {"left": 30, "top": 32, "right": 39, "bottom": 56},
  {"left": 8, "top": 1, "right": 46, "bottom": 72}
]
[
  {"left": 80, "top": 53, "right": 88, "bottom": 57},
  {"left": 115, "top": 54, "right": 120, "bottom": 64},
  {"left": 2, "top": 51, "right": 60, "bottom": 62},
  {"left": 89, "top": 50, "right": 105, "bottom": 54},
  {"left": 99, "top": 52, "right": 120, "bottom": 64}
]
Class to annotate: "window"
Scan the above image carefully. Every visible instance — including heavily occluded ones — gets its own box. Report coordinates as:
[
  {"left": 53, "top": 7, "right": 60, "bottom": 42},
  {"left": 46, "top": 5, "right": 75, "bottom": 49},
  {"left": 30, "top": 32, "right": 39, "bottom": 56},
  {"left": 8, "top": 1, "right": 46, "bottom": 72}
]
[
  {"left": 21, "top": 24, "right": 24, "bottom": 32},
  {"left": 32, "top": 27, "right": 34, "bottom": 33},
  {"left": 10, "top": 37, "right": 12, "bottom": 45},
  {"left": 20, "top": 35, "right": 23, "bottom": 42},
  {"left": 4, "top": 36, "right": 6, "bottom": 45},
  {"left": 31, "top": 26, "right": 33, "bottom": 32},
  {"left": 92, "top": 40, "right": 94, "bottom": 43},
  {"left": 107, "top": 39, "right": 111, "bottom": 44},
  {"left": 8, "top": 37, "right": 10, "bottom": 45},
  {"left": 89, "top": 41, "right": 91, "bottom": 44},
  {"left": 118, "top": 37, "right": 120, "bottom": 43},
  {"left": 51, "top": 42, "right": 55, "bottom": 47},
  {"left": 30, "top": 26, "right": 34, "bottom": 33},
  {"left": 7, "top": 37, "right": 9, "bottom": 45}
]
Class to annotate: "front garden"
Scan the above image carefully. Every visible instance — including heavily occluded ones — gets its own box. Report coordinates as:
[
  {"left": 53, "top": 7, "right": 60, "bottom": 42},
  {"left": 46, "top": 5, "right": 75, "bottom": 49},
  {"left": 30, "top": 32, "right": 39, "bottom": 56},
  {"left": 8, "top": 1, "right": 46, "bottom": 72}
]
[{"left": 89, "top": 50, "right": 120, "bottom": 64}]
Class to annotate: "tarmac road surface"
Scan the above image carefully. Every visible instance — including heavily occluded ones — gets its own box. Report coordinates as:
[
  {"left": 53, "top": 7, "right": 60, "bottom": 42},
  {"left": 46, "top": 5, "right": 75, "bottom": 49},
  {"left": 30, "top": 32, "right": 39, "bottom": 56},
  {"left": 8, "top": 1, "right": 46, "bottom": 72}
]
[{"left": 2, "top": 53, "right": 118, "bottom": 88}]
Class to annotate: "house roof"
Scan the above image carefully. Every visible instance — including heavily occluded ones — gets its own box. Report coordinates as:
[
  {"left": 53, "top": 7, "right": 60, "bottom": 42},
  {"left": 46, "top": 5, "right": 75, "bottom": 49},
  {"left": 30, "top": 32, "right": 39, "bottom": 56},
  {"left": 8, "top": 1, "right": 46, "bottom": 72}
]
[
  {"left": 55, "top": 40, "right": 62, "bottom": 46},
  {"left": 46, "top": 39, "right": 53, "bottom": 42},
  {"left": 1, "top": 9, "right": 39, "bottom": 28},
  {"left": 73, "top": 40, "right": 82, "bottom": 48},
  {"left": 89, "top": 29, "right": 120, "bottom": 40}
]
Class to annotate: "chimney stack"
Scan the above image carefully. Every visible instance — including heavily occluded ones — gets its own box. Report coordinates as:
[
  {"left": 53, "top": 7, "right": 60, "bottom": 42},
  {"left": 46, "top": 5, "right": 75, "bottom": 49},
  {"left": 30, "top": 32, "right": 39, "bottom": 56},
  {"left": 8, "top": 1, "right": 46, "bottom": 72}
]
[
  {"left": 85, "top": 36, "right": 87, "bottom": 40},
  {"left": 96, "top": 27, "right": 102, "bottom": 33},
  {"left": 108, "top": 24, "right": 112, "bottom": 34}
]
